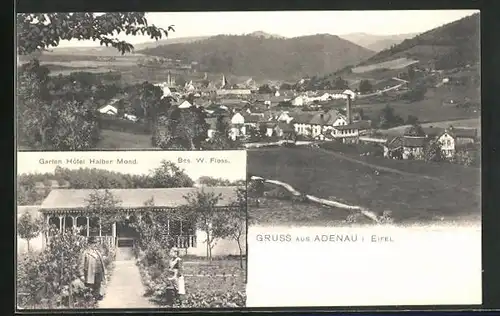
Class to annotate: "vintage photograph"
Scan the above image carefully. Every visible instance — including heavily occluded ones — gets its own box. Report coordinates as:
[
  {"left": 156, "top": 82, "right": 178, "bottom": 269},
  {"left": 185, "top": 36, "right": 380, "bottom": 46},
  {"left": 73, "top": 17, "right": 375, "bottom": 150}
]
[
  {"left": 16, "top": 151, "right": 247, "bottom": 309},
  {"left": 242, "top": 10, "right": 481, "bottom": 227},
  {"left": 239, "top": 10, "right": 480, "bottom": 307}
]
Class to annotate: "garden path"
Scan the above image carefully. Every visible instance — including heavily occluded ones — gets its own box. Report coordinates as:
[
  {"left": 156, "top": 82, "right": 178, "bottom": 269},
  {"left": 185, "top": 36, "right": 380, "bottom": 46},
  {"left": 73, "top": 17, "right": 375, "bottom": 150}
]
[{"left": 98, "top": 257, "right": 155, "bottom": 308}]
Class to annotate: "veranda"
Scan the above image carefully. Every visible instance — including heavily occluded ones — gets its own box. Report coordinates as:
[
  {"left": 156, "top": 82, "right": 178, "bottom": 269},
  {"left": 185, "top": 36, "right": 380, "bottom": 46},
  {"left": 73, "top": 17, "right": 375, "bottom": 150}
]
[
  {"left": 38, "top": 187, "right": 239, "bottom": 254},
  {"left": 41, "top": 208, "right": 197, "bottom": 250}
]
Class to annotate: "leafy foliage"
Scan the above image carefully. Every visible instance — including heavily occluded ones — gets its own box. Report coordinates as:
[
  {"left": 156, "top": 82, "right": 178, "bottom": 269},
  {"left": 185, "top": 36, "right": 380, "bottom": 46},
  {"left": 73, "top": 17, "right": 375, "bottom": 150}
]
[
  {"left": 17, "top": 161, "right": 195, "bottom": 205},
  {"left": 358, "top": 79, "right": 373, "bottom": 93},
  {"left": 424, "top": 139, "right": 445, "bottom": 162},
  {"left": 377, "top": 105, "right": 404, "bottom": 129},
  {"left": 183, "top": 190, "right": 223, "bottom": 260},
  {"left": 17, "top": 227, "right": 115, "bottom": 309},
  {"left": 17, "top": 13, "right": 174, "bottom": 55},
  {"left": 17, "top": 212, "right": 43, "bottom": 252}
]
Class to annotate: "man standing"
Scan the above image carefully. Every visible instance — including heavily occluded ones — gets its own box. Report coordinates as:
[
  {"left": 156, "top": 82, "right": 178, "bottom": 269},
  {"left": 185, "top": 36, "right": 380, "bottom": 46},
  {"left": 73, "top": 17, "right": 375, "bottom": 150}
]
[{"left": 79, "top": 237, "right": 107, "bottom": 300}]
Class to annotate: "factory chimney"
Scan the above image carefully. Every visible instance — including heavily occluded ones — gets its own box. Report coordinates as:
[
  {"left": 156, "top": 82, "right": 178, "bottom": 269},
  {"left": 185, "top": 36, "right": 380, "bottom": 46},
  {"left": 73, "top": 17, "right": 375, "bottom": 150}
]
[{"left": 346, "top": 94, "right": 352, "bottom": 124}]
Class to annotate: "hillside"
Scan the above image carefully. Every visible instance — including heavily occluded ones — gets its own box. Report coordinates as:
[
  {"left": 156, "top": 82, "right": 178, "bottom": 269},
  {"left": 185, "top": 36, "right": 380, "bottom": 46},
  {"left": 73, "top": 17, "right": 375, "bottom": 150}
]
[
  {"left": 46, "top": 36, "right": 210, "bottom": 56},
  {"left": 357, "top": 13, "right": 480, "bottom": 69},
  {"left": 138, "top": 34, "right": 374, "bottom": 80},
  {"left": 340, "top": 32, "right": 419, "bottom": 52}
]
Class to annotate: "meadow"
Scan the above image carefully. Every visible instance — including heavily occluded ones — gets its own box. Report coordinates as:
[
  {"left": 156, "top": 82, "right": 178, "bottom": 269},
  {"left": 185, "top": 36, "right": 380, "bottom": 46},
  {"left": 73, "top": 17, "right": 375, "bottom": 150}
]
[
  {"left": 247, "top": 147, "right": 481, "bottom": 224},
  {"left": 382, "top": 118, "right": 481, "bottom": 137},
  {"left": 352, "top": 57, "right": 419, "bottom": 74},
  {"left": 96, "top": 129, "right": 154, "bottom": 149}
]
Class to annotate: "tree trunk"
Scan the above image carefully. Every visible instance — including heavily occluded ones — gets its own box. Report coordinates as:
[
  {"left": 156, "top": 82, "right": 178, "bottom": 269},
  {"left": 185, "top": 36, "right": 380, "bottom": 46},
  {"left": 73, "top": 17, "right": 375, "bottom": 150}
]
[
  {"left": 26, "top": 239, "right": 31, "bottom": 252},
  {"left": 205, "top": 232, "right": 210, "bottom": 261},
  {"left": 237, "top": 239, "right": 243, "bottom": 269}
]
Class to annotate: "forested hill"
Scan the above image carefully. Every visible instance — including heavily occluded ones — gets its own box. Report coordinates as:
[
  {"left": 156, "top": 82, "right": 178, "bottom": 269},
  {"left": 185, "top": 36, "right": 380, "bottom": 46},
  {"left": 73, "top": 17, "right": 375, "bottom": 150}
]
[
  {"left": 138, "top": 34, "right": 374, "bottom": 80},
  {"left": 357, "top": 13, "right": 480, "bottom": 69}
]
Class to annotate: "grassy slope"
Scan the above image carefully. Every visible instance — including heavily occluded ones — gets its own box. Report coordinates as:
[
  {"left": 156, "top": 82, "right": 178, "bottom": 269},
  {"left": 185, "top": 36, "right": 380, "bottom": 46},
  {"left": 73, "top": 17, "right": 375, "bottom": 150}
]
[
  {"left": 358, "top": 13, "right": 480, "bottom": 67},
  {"left": 247, "top": 147, "right": 480, "bottom": 224}
]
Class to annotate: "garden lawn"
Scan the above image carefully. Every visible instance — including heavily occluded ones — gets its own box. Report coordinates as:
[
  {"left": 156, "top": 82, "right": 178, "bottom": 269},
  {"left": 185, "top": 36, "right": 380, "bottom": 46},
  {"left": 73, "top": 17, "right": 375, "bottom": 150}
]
[{"left": 247, "top": 147, "right": 481, "bottom": 224}]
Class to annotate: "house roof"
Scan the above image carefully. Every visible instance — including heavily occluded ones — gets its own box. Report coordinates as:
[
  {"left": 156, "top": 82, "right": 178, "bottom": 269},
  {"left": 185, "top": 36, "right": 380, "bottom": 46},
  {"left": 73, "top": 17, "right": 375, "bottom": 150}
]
[
  {"left": 243, "top": 114, "right": 263, "bottom": 123},
  {"left": 40, "top": 187, "right": 239, "bottom": 211},
  {"left": 446, "top": 128, "right": 477, "bottom": 139},
  {"left": 333, "top": 120, "right": 371, "bottom": 130},
  {"left": 423, "top": 127, "right": 446, "bottom": 137},
  {"left": 386, "top": 136, "right": 404, "bottom": 149},
  {"left": 403, "top": 136, "right": 427, "bottom": 147},
  {"left": 290, "top": 112, "right": 315, "bottom": 124},
  {"left": 309, "top": 110, "right": 343, "bottom": 125},
  {"left": 178, "top": 100, "right": 193, "bottom": 109}
]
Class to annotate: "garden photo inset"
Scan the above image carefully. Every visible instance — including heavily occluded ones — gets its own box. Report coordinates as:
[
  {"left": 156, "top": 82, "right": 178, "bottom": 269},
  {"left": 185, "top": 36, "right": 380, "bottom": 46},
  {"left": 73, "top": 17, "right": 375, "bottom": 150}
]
[{"left": 16, "top": 150, "right": 247, "bottom": 309}]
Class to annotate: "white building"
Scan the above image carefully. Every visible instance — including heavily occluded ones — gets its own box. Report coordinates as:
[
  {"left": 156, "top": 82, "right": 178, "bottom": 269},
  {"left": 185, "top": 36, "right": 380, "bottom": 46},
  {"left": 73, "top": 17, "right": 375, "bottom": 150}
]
[
  {"left": 230, "top": 112, "right": 246, "bottom": 140},
  {"left": 37, "top": 187, "right": 245, "bottom": 257},
  {"left": 98, "top": 102, "right": 119, "bottom": 115}
]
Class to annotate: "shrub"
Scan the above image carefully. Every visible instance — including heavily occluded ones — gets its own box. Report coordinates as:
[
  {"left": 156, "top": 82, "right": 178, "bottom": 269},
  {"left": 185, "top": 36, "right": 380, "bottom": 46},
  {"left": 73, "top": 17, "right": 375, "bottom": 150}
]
[{"left": 17, "top": 227, "right": 115, "bottom": 309}]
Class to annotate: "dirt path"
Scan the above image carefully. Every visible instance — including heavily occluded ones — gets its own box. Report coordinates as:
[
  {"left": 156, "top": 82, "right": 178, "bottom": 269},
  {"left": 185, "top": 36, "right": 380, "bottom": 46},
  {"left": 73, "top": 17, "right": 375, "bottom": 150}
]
[
  {"left": 251, "top": 176, "right": 380, "bottom": 223},
  {"left": 98, "top": 260, "right": 155, "bottom": 309}
]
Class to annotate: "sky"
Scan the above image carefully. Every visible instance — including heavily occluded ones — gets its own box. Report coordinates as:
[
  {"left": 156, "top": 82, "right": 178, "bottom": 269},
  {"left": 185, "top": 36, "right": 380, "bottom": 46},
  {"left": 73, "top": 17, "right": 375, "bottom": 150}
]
[
  {"left": 54, "top": 10, "right": 479, "bottom": 48},
  {"left": 17, "top": 151, "right": 247, "bottom": 182}
]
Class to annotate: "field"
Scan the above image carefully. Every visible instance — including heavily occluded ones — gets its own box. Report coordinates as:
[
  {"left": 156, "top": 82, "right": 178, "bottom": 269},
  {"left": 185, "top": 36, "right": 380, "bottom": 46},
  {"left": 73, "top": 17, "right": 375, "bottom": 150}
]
[
  {"left": 97, "top": 129, "right": 154, "bottom": 149},
  {"left": 248, "top": 197, "right": 363, "bottom": 226},
  {"left": 355, "top": 85, "right": 480, "bottom": 123},
  {"left": 352, "top": 57, "right": 419, "bottom": 74},
  {"left": 382, "top": 118, "right": 481, "bottom": 137},
  {"left": 247, "top": 147, "right": 480, "bottom": 224}
]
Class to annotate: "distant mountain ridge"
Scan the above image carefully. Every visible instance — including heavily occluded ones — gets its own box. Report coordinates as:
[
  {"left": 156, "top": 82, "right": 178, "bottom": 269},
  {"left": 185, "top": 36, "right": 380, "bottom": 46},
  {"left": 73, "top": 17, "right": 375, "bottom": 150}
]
[
  {"left": 357, "top": 13, "right": 480, "bottom": 68},
  {"left": 340, "top": 32, "right": 419, "bottom": 52},
  {"left": 137, "top": 33, "right": 374, "bottom": 80}
]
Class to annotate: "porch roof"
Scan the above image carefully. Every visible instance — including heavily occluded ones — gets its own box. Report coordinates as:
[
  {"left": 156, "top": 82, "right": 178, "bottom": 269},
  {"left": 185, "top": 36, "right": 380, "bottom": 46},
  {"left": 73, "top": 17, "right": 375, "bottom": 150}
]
[{"left": 40, "top": 187, "right": 239, "bottom": 211}]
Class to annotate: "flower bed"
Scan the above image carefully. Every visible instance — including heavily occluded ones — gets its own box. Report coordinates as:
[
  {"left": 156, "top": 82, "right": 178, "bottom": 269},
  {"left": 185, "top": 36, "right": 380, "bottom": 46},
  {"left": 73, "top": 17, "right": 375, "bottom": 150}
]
[{"left": 136, "top": 249, "right": 246, "bottom": 308}]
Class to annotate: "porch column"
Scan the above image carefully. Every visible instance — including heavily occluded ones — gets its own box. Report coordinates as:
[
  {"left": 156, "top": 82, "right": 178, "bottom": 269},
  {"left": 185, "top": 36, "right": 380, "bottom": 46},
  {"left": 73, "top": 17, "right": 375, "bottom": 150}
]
[
  {"left": 180, "top": 220, "right": 183, "bottom": 235},
  {"left": 86, "top": 217, "right": 90, "bottom": 237},
  {"left": 59, "top": 216, "right": 63, "bottom": 233},
  {"left": 167, "top": 219, "right": 170, "bottom": 235},
  {"left": 112, "top": 222, "right": 117, "bottom": 247},
  {"left": 99, "top": 218, "right": 102, "bottom": 237},
  {"left": 72, "top": 216, "right": 77, "bottom": 229}
]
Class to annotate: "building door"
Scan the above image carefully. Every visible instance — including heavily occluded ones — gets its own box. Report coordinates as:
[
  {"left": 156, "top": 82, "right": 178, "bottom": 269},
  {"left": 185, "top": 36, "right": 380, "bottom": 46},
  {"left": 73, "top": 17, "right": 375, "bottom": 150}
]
[{"left": 115, "top": 217, "right": 139, "bottom": 260}]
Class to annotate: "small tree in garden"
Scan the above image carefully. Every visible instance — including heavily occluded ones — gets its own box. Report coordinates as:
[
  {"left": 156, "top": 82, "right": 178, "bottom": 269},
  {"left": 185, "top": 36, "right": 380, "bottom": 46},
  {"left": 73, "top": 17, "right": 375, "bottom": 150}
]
[
  {"left": 214, "top": 187, "right": 247, "bottom": 268},
  {"left": 17, "top": 212, "right": 43, "bottom": 252},
  {"left": 84, "top": 189, "right": 122, "bottom": 228},
  {"left": 424, "top": 139, "right": 445, "bottom": 162},
  {"left": 17, "top": 226, "right": 93, "bottom": 309},
  {"left": 184, "top": 190, "right": 223, "bottom": 261}
]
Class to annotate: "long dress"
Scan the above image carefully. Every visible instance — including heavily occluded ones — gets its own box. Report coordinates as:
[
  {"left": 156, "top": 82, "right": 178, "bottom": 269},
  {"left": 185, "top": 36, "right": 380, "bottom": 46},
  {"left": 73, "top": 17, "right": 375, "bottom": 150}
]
[{"left": 169, "top": 257, "right": 185, "bottom": 295}]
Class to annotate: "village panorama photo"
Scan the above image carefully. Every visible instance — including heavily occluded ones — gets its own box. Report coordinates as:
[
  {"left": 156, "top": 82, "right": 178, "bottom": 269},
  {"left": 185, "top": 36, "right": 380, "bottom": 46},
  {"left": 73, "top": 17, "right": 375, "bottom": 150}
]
[
  {"left": 241, "top": 10, "right": 481, "bottom": 308},
  {"left": 16, "top": 151, "right": 247, "bottom": 310}
]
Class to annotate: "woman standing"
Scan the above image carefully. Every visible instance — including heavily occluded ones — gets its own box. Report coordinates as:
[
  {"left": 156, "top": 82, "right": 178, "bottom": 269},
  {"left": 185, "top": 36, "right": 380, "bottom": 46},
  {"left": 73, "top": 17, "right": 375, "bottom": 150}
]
[{"left": 168, "top": 247, "right": 186, "bottom": 300}]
